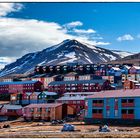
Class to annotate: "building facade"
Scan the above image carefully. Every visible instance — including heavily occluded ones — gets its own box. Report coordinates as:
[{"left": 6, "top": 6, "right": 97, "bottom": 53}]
[
  {"left": 22, "top": 103, "right": 73, "bottom": 121},
  {"left": 48, "top": 79, "right": 113, "bottom": 94},
  {"left": 0, "top": 81, "right": 43, "bottom": 94},
  {"left": 85, "top": 89, "right": 140, "bottom": 125}
]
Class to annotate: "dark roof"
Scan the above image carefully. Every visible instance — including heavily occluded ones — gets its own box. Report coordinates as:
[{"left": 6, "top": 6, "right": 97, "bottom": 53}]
[
  {"left": 86, "top": 89, "right": 140, "bottom": 99},
  {"left": 49, "top": 79, "right": 107, "bottom": 86},
  {"left": 0, "top": 81, "right": 39, "bottom": 85}
]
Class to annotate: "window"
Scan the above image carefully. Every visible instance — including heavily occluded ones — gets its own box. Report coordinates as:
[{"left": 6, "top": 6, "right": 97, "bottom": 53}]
[
  {"left": 30, "top": 108, "right": 34, "bottom": 112},
  {"left": 121, "top": 109, "right": 127, "bottom": 114},
  {"left": 115, "top": 98, "right": 118, "bottom": 105},
  {"left": 37, "top": 108, "right": 42, "bottom": 112},
  {"left": 106, "top": 110, "right": 110, "bottom": 117},
  {"left": 115, "top": 110, "right": 118, "bottom": 117},
  {"left": 121, "top": 99, "right": 127, "bottom": 103},
  {"left": 128, "top": 99, "right": 134, "bottom": 103},
  {"left": 106, "top": 99, "right": 110, "bottom": 105},
  {"left": 128, "top": 109, "right": 134, "bottom": 114}
]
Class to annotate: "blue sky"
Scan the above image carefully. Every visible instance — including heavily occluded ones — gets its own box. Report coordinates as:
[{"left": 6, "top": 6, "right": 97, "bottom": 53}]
[
  {"left": 0, "top": 2, "right": 140, "bottom": 68},
  {"left": 8, "top": 2, "right": 140, "bottom": 53}
]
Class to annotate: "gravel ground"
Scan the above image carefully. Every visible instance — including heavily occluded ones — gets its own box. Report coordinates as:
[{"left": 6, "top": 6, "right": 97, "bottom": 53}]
[{"left": 0, "top": 120, "right": 140, "bottom": 138}]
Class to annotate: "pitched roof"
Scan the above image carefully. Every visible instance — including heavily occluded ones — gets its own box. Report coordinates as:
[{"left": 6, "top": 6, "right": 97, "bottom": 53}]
[
  {"left": 0, "top": 81, "right": 39, "bottom": 85},
  {"left": 57, "top": 96, "right": 86, "bottom": 101},
  {"left": 26, "top": 92, "right": 33, "bottom": 96},
  {"left": 23, "top": 103, "right": 63, "bottom": 108},
  {"left": 42, "top": 91, "right": 57, "bottom": 95},
  {"left": 64, "top": 92, "right": 94, "bottom": 95},
  {"left": 86, "top": 89, "right": 140, "bottom": 99},
  {"left": 49, "top": 79, "right": 106, "bottom": 86},
  {"left": 111, "top": 67, "right": 120, "bottom": 71},
  {"left": 0, "top": 104, "right": 22, "bottom": 110},
  {"left": 133, "top": 66, "right": 140, "bottom": 70}
]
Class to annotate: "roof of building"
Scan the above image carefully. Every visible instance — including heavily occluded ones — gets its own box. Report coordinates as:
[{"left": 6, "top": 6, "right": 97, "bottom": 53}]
[
  {"left": 42, "top": 91, "right": 57, "bottom": 95},
  {"left": 23, "top": 103, "right": 63, "bottom": 108},
  {"left": 0, "top": 81, "right": 39, "bottom": 85},
  {"left": 49, "top": 79, "right": 107, "bottom": 86},
  {"left": 132, "top": 66, "right": 140, "bottom": 70},
  {"left": 86, "top": 89, "right": 140, "bottom": 99},
  {"left": 123, "top": 65, "right": 131, "bottom": 69},
  {"left": 111, "top": 67, "right": 121, "bottom": 71},
  {"left": 57, "top": 96, "right": 86, "bottom": 101},
  {"left": 26, "top": 92, "right": 33, "bottom": 96},
  {"left": 64, "top": 92, "right": 94, "bottom": 95},
  {"left": 0, "top": 104, "right": 22, "bottom": 110},
  {"left": 0, "top": 101, "right": 10, "bottom": 105}
]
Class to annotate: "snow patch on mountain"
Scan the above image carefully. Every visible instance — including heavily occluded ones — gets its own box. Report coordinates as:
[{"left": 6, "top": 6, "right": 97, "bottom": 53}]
[
  {"left": 0, "top": 39, "right": 133, "bottom": 77},
  {"left": 112, "top": 50, "right": 134, "bottom": 58}
]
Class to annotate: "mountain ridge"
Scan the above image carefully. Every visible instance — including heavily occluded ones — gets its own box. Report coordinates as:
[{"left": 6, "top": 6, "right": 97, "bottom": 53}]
[{"left": 0, "top": 39, "right": 133, "bottom": 77}]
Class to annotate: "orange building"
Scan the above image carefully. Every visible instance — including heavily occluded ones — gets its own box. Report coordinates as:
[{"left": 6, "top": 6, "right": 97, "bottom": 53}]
[
  {"left": 123, "top": 80, "right": 138, "bottom": 89},
  {"left": 22, "top": 103, "right": 74, "bottom": 121}
]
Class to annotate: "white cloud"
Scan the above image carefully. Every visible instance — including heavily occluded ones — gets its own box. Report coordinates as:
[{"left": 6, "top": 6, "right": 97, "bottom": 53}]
[
  {"left": 117, "top": 34, "right": 134, "bottom": 42},
  {"left": 0, "top": 57, "right": 16, "bottom": 69},
  {"left": 0, "top": 17, "right": 110, "bottom": 68},
  {"left": 63, "top": 21, "right": 83, "bottom": 28},
  {"left": 0, "top": 3, "right": 23, "bottom": 17},
  {"left": 73, "top": 29, "right": 96, "bottom": 34}
]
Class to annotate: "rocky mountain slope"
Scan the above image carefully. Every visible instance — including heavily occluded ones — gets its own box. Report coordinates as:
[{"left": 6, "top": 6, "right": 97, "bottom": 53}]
[{"left": 0, "top": 39, "right": 133, "bottom": 77}]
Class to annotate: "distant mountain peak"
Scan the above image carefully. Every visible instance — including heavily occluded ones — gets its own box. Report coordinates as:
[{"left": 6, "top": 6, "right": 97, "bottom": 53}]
[{"left": 0, "top": 39, "right": 133, "bottom": 77}]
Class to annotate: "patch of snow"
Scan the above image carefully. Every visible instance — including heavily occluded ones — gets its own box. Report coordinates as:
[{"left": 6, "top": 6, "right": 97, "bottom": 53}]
[
  {"left": 85, "top": 57, "right": 92, "bottom": 63},
  {"left": 65, "top": 52, "right": 76, "bottom": 59},
  {"left": 47, "top": 59, "right": 58, "bottom": 64},
  {"left": 112, "top": 50, "right": 134, "bottom": 58},
  {"left": 104, "top": 54, "right": 117, "bottom": 60}
]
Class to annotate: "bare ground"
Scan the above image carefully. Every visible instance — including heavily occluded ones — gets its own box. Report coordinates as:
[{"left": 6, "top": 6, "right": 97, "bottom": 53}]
[{"left": 0, "top": 119, "right": 140, "bottom": 138}]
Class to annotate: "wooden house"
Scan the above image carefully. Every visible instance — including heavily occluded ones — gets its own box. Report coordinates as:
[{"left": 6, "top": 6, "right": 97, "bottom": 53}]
[
  {"left": 0, "top": 104, "right": 22, "bottom": 120},
  {"left": 56, "top": 92, "right": 94, "bottom": 116},
  {"left": 22, "top": 103, "right": 74, "bottom": 121},
  {"left": 38, "top": 91, "right": 58, "bottom": 103},
  {"left": 29, "top": 92, "right": 40, "bottom": 104}
]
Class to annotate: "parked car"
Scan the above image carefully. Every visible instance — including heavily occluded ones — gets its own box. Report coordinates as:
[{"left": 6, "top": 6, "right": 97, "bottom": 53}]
[
  {"left": 61, "top": 124, "right": 75, "bottom": 132},
  {"left": 99, "top": 125, "right": 111, "bottom": 132}
]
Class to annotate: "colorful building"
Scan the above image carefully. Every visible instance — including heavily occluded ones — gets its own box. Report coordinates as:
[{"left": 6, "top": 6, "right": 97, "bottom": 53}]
[
  {"left": 85, "top": 89, "right": 140, "bottom": 125},
  {"left": 22, "top": 103, "right": 74, "bottom": 121},
  {"left": 0, "top": 81, "right": 43, "bottom": 94},
  {"left": 0, "top": 104, "right": 22, "bottom": 120},
  {"left": 56, "top": 92, "right": 94, "bottom": 115},
  {"left": 38, "top": 91, "right": 58, "bottom": 103},
  {"left": 48, "top": 79, "right": 112, "bottom": 93}
]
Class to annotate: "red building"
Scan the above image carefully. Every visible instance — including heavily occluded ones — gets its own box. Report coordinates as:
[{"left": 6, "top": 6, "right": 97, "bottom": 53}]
[
  {"left": 48, "top": 79, "right": 112, "bottom": 93},
  {"left": 56, "top": 92, "right": 94, "bottom": 115},
  {"left": 0, "top": 81, "right": 43, "bottom": 94},
  {"left": 0, "top": 104, "right": 22, "bottom": 120}
]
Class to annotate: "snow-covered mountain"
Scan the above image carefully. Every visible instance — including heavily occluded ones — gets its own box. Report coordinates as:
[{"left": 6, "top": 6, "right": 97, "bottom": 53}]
[
  {"left": 0, "top": 39, "right": 132, "bottom": 77},
  {"left": 112, "top": 50, "right": 134, "bottom": 58}
]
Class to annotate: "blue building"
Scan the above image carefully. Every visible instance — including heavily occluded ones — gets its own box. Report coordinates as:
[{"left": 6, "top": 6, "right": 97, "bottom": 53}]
[{"left": 85, "top": 89, "right": 140, "bottom": 125}]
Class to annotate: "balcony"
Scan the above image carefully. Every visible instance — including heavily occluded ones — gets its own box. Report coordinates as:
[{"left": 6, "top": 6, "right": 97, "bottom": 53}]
[
  {"left": 122, "top": 103, "right": 134, "bottom": 107},
  {"left": 122, "top": 114, "right": 134, "bottom": 119},
  {"left": 93, "top": 103, "right": 104, "bottom": 107},
  {"left": 92, "top": 113, "right": 103, "bottom": 119}
]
